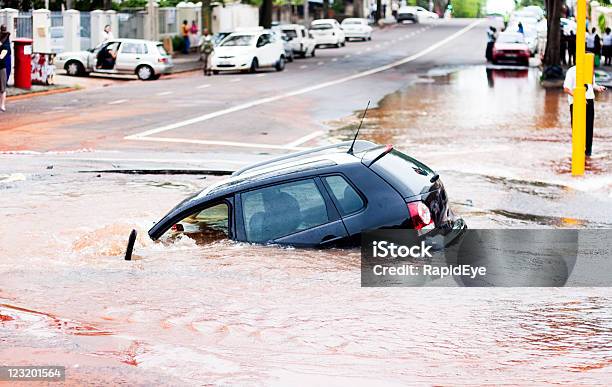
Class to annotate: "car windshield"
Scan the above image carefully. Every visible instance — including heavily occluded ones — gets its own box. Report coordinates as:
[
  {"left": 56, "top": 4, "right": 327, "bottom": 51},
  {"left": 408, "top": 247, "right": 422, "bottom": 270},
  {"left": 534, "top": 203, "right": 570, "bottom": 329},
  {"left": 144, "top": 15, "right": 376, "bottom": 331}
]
[
  {"left": 221, "top": 35, "right": 255, "bottom": 46},
  {"left": 282, "top": 29, "right": 298, "bottom": 38},
  {"left": 156, "top": 44, "right": 168, "bottom": 56},
  {"left": 311, "top": 23, "right": 333, "bottom": 30},
  {"left": 498, "top": 34, "right": 525, "bottom": 44}
]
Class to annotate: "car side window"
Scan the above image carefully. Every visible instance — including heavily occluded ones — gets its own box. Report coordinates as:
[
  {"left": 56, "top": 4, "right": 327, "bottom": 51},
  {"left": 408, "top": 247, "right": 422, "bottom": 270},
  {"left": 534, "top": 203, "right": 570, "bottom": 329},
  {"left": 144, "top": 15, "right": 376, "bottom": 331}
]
[
  {"left": 242, "top": 179, "right": 329, "bottom": 243},
  {"left": 301, "top": 29, "right": 306, "bottom": 38},
  {"left": 121, "top": 43, "right": 147, "bottom": 54},
  {"left": 323, "top": 175, "right": 365, "bottom": 215},
  {"left": 256, "top": 35, "right": 266, "bottom": 47},
  {"left": 164, "top": 203, "right": 229, "bottom": 243}
]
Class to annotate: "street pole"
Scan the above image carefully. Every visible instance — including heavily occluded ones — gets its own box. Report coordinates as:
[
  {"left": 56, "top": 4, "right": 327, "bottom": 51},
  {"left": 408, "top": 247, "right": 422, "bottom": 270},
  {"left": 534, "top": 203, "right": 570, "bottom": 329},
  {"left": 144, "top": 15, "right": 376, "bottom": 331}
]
[
  {"left": 571, "top": 0, "right": 587, "bottom": 176},
  {"left": 303, "top": 0, "right": 309, "bottom": 26}
]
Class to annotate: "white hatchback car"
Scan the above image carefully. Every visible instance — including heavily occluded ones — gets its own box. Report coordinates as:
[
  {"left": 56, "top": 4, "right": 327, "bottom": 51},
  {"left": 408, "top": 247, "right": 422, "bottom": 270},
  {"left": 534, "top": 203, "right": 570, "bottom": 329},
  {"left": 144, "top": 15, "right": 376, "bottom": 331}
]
[
  {"left": 397, "top": 6, "right": 439, "bottom": 23},
  {"left": 278, "top": 24, "right": 317, "bottom": 58},
  {"left": 211, "top": 29, "right": 286, "bottom": 73},
  {"left": 310, "top": 19, "right": 346, "bottom": 48},
  {"left": 55, "top": 38, "right": 173, "bottom": 80},
  {"left": 341, "top": 18, "right": 373, "bottom": 41}
]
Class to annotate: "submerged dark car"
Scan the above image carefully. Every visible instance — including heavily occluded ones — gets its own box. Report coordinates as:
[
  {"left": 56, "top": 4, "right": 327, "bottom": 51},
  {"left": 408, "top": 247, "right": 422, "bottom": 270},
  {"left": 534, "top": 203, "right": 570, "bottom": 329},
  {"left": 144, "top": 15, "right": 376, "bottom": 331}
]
[{"left": 148, "top": 141, "right": 466, "bottom": 247}]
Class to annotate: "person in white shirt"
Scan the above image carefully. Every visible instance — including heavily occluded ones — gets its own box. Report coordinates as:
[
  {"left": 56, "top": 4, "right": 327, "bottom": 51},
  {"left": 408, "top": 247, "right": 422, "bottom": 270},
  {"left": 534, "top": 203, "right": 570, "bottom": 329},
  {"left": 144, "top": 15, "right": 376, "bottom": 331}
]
[
  {"left": 603, "top": 27, "right": 612, "bottom": 66},
  {"left": 102, "top": 25, "right": 113, "bottom": 42},
  {"left": 586, "top": 28, "right": 596, "bottom": 53},
  {"left": 563, "top": 66, "right": 606, "bottom": 156}
]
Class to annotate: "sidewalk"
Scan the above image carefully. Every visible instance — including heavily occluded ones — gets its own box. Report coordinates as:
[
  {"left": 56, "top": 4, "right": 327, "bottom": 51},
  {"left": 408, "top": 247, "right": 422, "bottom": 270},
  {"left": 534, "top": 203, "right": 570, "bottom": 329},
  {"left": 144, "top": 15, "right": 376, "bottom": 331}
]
[{"left": 170, "top": 52, "right": 203, "bottom": 73}]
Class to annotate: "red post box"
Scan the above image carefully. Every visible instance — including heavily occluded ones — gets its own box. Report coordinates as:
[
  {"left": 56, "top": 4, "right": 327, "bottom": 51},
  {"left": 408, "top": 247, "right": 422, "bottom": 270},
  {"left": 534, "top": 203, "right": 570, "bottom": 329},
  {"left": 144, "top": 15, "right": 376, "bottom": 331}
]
[{"left": 13, "top": 38, "right": 33, "bottom": 89}]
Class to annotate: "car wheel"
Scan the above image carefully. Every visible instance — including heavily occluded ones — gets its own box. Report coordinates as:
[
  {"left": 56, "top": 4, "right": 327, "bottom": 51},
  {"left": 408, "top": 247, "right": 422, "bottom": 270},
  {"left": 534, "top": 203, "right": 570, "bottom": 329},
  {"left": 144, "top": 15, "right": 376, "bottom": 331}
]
[
  {"left": 249, "top": 58, "right": 258, "bottom": 73},
  {"left": 311, "top": 48, "right": 316, "bottom": 57},
  {"left": 341, "top": 41, "right": 346, "bottom": 47},
  {"left": 335, "top": 42, "right": 341, "bottom": 48},
  {"left": 288, "top": 53, "right": 294, "bottom": 62},
  {"left": 65, "top": 60, "right": 84, "bottom": 76},
  {"left": 275, "top": 56, "right": 285, "bottom": 71},
  {"left": 368, "top": 36, "right": 372, "bottom": 41},
  {"left": 136, "top": 65, "right": 154, "bottom": 81},
  {"left": 213, "top": 70, "right": 220, "bottom": 75},
  {"left": 152, "top": 74, "right": 161, "bottom": 80}
]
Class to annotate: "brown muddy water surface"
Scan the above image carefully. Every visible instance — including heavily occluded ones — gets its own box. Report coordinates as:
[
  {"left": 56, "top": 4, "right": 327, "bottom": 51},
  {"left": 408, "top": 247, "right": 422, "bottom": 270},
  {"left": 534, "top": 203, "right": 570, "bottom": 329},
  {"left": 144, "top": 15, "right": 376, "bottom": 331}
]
[{"left": 1, "top": 66, "right": 612, "bottom": 384}]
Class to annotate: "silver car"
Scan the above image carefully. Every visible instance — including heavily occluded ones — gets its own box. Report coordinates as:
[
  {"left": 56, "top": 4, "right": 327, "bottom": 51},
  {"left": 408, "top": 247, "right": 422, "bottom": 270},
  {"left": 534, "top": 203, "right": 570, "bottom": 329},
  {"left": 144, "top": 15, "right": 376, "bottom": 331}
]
[{"left": 55, "top": 38, "right": 173, "bottom": 81}]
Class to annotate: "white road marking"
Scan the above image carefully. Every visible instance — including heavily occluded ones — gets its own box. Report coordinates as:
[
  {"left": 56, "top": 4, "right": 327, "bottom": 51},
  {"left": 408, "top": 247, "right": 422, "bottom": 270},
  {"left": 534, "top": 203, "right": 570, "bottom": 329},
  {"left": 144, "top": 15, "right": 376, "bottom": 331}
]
[
  {"left": 331, "top": 58, "right": 338, "bottom": 62},
  {"left": 344, "top": 54, "right": 351, "bottom": 58},
  {"left": 156, "top": 91, "right": 173, "bottom": 96},
  {"left": 108, "top": 99, "right": 128, "bottom": 105},
  {"left": 255, "top": 73, "right": 266, "bottom": 77},
  {"left": 197, "top": 84, "right": 211, "bottom": 89},
  {"left": 375, "top": 44, "right": 381, "bottom": 48},
  {"left": 299, "top": 65, "right": 308, "bottom": 69},
  {"left": 125, "top": 20, "right": 482, "bottom": 142},
  {"left": 366, "top": 47, "right": 372, "bottom": 51},
  {"left": 285, "top": 131, "right": 325, "bottom": 148},
  {"left": 229, "top": 78, "right": 242, "bottom": 82},
  {"left": 357, "top": 51, "right": 363, "bottom": 54},
  {"left": 133, "top": 136, "right": 307, "bottom": 151},
  {"left": 317, "top": 61, "right": 324, "bottom": 65}
]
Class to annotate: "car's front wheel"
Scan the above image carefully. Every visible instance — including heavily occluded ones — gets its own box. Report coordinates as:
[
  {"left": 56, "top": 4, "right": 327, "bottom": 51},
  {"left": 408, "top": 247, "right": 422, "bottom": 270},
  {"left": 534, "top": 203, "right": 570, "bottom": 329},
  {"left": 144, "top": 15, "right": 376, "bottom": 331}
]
[
  {"left": 275, "top": 56, "right": 285, "bottom": 71},
  {"left": 136, "top": 65, "right": 154, "bottom": 81},
  {"left": 65, "top": 60, "right": 84, "bottom": 76}
]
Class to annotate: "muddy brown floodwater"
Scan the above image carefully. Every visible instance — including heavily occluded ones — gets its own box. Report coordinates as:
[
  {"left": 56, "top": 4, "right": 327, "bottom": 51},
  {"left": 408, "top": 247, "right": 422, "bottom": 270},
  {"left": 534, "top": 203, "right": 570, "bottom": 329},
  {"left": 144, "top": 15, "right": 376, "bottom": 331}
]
[{"left": 1, "top": 66, "right": 611, "bottom": 385}]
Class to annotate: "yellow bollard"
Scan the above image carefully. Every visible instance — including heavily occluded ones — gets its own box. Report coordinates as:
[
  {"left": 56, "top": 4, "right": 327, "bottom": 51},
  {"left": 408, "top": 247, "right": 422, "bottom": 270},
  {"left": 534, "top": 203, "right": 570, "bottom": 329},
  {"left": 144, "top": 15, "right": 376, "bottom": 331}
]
[
  {"left": 572, "top": 0, "right": 588, "bottom": 176},
  {"left": 584, "top": 53, "right": 594, "bottom": 84}
]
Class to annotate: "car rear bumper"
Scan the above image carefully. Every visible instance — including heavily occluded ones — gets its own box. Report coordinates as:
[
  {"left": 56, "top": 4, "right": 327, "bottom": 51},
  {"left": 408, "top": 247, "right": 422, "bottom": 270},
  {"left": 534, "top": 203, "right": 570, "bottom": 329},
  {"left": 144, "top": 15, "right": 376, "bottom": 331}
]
[
  {"left": 344, "top": 31, "right": 369, "bottom": 38},
  {"left": 314, "top": 35, "right": 339, "bottom": 45},
  {"left": 155, "top": 64, "right": 174, "bottom": 74},
  {"left": 397, "top": 14, "right": 417, "bottom": 22}
]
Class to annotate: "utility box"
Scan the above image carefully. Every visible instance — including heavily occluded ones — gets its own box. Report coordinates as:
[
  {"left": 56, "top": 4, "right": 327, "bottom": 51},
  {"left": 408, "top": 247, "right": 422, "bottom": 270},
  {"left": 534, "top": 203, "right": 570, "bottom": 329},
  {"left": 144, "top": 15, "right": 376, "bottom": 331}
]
[{"left": 13, "top": 38, "right": 33, "bottom": 89}]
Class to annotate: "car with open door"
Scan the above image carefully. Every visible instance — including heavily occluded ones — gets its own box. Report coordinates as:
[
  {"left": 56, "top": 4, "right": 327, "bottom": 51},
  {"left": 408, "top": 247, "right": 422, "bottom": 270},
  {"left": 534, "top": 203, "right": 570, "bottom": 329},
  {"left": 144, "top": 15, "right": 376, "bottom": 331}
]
[
  {"left": 55, "top": 38, "right": 173, "bottom": 80},
  {"left": 148, "top": 141, "right": 466, "bottom": 248},
  {"left": 277, "top": 24, "right": 317, "bottom": 58}
]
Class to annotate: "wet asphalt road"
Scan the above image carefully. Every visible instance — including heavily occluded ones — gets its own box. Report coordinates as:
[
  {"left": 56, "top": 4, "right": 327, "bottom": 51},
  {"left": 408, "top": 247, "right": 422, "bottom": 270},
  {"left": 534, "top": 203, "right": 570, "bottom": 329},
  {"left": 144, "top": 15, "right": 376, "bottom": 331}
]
[{"left": 1, "top": 19, "right": 485, "bottom": 163}]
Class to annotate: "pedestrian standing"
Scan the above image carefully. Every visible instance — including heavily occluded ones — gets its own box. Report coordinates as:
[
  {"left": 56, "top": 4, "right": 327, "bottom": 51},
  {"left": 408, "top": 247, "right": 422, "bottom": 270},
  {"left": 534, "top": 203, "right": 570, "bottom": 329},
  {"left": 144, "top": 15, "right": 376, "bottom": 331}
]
[
  {"left": 181, "top": 20, "right": 190, "bottom": 54},
  {"left": 0, "top": 28, "right": 11, "bottom": 112},
  {"left": 200, "top": 28, "right": 214, "bottom": 76},
  {"left": 586, "top": 27, "right": 596, "bottom": 53},
  {"left": 563, "top": 65, "right": 606, "bottom": 157},
  {"left": 190, "top": 20, "right": 199, "bottom": 49},
  {"left": 102, "top": 24, "right": 113, "bottom": 42},
  {"left": 517, "top": 22, "right": 524, "bottom": 35},
  {"left": 560, "top": 32, "right": 567, "bottom": 65},
  {"left": 567, "top": 30, "right": 576, "bottom": 66},
  {"left": 603, "top": 27, "right": 612, "bottom": 66},
  {"left": 0, "top": 25, "right": 10, "bottom": 82},
  {"left": 486, "top": 26, "right": 496, "bottom": 62},
  {"left": 593, "top": 28, "right": 602, "bottom": 66},
  {"left": 391, "top": 1, "right": 399, "bottom": 21}
]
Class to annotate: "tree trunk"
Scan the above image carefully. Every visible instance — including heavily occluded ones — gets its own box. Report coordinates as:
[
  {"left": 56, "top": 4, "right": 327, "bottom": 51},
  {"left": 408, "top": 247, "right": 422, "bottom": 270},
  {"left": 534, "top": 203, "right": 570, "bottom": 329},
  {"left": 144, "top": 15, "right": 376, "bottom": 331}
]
[
  {"left": 543, "top": 0, "right": 562, "bottom": 68},
  {"left": 260, "top": 0, "right": 273, "bottom": 28},
  {"left": 353, "top": 0, "right": 363, "bottom": 17},
  {"left": 376, "top": 0, "right": 382, "bottom": 21},
  {"left": 323, "top": 0, "right": 329, "bottom": 18},
  {"left": 303, "top": 0, "right": 309, "bottom": 25},
  {"left": 202, "top": 0, "right": 211, "bottom": 33}
]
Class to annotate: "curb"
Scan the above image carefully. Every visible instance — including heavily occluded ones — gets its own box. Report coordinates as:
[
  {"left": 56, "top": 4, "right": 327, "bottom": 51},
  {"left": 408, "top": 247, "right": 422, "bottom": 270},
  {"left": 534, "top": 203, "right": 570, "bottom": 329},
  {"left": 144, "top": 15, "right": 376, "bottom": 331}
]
[{"left": 7, "top": 86, "right": 77, "bottom": 101}]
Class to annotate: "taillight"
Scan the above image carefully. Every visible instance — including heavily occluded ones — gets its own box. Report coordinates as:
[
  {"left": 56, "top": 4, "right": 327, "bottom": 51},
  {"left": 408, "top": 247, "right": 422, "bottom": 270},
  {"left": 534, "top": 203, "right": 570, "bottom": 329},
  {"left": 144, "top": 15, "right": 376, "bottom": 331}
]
[
  {"left": 171, "top": 223, "right": 184, "bottom": 232},
  {"left": 158, "top": 57, "right": 168, "bottom": 63},
  {"left": 407, "top": 201, "right": 434, "bottom": 231}
]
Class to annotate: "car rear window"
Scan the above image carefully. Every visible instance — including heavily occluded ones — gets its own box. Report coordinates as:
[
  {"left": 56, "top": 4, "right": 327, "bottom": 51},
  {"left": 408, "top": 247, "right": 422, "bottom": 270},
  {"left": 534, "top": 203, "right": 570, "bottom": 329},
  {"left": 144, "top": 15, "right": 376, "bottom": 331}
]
[
  {"left": 156, "top": 44, "right": 168, "bottom": 56},
  {"left": 282, "top": 29, "right": 298, "bottom": 38},
  {"left": 368, "top": 149, "right": 435, "bottom": 198},
  {"left": 323, "top": 176, "right": 364, "bottom": 215},
  {"left": 242, "top": 179, "right": 329, "bottom": 242},
  {"left": 311, "top": 23, "right": 333, "bottom": 30}
]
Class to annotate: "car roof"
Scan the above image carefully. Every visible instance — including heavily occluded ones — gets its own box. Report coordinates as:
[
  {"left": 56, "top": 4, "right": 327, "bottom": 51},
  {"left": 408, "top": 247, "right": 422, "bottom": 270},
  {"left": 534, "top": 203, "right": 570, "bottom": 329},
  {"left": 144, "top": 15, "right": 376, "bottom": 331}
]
[
  {"left": 279, "top": 24, "right": 305, "bottom": 29},
  {"left": 111, "top": 38, "right": 158, "bottom": 44},
  {"left": 312, "top": 19, "right": 337, "bottom": 24}
]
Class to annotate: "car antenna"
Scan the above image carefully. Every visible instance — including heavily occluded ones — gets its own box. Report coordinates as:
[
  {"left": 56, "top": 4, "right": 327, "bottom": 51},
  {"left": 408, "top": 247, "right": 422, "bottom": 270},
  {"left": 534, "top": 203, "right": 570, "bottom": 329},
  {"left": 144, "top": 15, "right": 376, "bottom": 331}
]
[{"left": 347, "top": 100, "right": 370, "bottom": 155}]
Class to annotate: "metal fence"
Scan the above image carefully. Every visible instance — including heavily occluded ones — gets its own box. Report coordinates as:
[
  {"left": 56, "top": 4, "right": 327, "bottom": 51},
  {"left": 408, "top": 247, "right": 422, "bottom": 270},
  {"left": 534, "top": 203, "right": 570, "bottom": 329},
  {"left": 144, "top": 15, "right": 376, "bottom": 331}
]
[
  {"left": 158, "top": 7, "right": 177, "bottom": 36},
  {"left": 118, "top": 10, "right": 145, "bottom": 39},
  {"left": 80, "top": 12, "right": 91, "bottom": 50},
  {"left": 50, "top": 11, "right": 63, "bottom": 27},
  {"left": 16, "top": 12, "right": 32, "bottom": 39}
]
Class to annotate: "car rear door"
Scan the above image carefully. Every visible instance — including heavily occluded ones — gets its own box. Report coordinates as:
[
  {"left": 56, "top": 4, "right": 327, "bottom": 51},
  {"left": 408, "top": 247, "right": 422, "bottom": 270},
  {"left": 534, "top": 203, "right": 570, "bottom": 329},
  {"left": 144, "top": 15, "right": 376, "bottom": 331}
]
[
  {"left": 115, "top": 41, "right": 146, "bottom": 72},
  {"left": 236, "top": 178, "right": 348, "bottom": 247}
]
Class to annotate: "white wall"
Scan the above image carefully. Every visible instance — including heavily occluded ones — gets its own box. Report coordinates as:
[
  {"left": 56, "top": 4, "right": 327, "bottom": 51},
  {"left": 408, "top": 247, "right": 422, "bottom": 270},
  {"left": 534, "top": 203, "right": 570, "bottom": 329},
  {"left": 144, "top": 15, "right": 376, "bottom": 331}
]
[{"left": 212, "top": 4, "right": 259, "bottom": 33}]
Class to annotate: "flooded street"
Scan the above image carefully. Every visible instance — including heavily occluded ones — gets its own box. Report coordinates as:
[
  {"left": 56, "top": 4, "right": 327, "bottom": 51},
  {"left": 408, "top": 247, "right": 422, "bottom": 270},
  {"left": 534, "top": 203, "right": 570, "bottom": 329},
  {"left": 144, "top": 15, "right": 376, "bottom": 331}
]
[{"left": 2, "top": 65, "right": 612, "bottom": 384}]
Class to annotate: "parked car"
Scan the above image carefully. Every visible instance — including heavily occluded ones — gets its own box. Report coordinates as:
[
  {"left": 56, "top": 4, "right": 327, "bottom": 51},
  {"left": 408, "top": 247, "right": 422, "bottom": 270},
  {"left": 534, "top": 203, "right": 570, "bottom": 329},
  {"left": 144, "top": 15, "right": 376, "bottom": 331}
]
[
  {"left": 210, "top": 29, "right": 286, "bottom": 74},
  {"left": 397, "top": 6, "right": 438, "bottom": 23},
  {"left": 271, "top": 27, "right": 295, "bottom": 62},
  {"left": 340, "top": 18, "right": 373, "bottom": 41},
  {"left": 278, "top": 24, "right": 317, "bottom": 58},
  {"left": 55, "top": 38, "right": 173, "bottom": 80},
  {"left": 310, "top": 19, "right": 346, "bottom": 48},
  {"left": 492, "top": 32, "right": 530, "bottom": 66},
  {"left": 508, "top": 21, "right": 538, "bottom": 56},
  {"left": 148, "top": 141, "right": 466, "bottom": 248}
]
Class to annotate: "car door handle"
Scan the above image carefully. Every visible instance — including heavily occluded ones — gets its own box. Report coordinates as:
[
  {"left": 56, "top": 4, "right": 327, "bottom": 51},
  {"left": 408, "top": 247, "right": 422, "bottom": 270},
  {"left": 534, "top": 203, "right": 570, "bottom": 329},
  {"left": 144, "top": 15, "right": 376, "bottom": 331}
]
[{"left": 135, "top": 57, "right": 141, "bottom": 60}]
